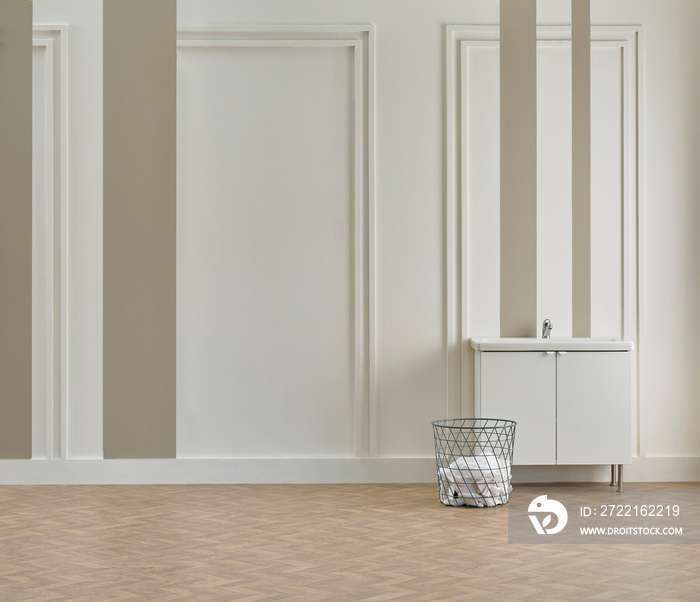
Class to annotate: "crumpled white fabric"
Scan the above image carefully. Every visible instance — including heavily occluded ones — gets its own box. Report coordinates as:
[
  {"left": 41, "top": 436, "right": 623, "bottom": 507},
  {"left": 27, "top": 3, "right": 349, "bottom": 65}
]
[{"left": 438, "top": 454, "right": 512, "bottom": 507}]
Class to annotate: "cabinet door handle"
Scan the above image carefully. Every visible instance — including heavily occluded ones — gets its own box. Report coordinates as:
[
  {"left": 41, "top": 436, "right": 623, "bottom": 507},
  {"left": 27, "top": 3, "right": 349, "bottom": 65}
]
[
  {"left": 545, "top": 351, "right": 555, "bottom": 355},
  {"left": 558, "top": 351, "right": 567, "bottom": 355}
]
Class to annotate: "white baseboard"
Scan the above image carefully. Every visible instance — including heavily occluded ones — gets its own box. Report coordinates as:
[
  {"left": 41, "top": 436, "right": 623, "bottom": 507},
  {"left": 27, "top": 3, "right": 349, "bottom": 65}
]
[
  {"left": 0, "top": 458, "right": 437, "bottom": 485},
  {"left": 513, "top": 456, "right": 700, "bottom": 483},
  {"left": 0, "top": 456, "right": 698, "bottom": 485}
]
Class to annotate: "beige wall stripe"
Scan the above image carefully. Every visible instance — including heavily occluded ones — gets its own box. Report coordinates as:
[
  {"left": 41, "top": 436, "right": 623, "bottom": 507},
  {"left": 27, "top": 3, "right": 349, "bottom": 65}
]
[
  {"left": 500, "top": 0, "right": 538, "bottom": 337},
  {"left": 572, "top": 0, "right": 592, "bottom": 337},
  {"left": 103, "top": 0, "right": 176, "bottom": 458},
  {"left": 0, "top": 0, "right": 32, "bottom": 459}
]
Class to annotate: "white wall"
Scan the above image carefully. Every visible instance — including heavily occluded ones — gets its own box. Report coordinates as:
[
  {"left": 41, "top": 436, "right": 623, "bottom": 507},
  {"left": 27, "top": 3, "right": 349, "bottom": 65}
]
[
  {"left": 16, "top": 0, "right": 700, "bottom": 483},
  {"left": 619, "top": 2, "right": 700, "bottom": 459}
]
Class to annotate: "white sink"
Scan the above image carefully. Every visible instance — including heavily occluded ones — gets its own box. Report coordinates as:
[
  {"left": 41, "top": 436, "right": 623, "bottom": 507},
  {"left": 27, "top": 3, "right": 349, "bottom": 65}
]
[{"left": 470, "top": 337, "right": 633, "bottom": 351}]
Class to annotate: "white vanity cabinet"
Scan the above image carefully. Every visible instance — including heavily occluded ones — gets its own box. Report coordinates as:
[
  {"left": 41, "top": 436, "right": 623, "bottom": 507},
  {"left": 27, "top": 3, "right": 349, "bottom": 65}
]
[{"left": 471, "top": 338, "right": 632, "bottom": 466}]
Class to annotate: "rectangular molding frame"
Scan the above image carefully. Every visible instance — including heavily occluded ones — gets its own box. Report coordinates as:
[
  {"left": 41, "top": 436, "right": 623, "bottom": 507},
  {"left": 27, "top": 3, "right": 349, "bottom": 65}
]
[
  {"left": 32, "top": 27, "right": 68, "bottom": 461},
  {"left": 177, "top": 26, "right": 377, "bottom": 459},
  {"left": 446, "top": 25, "right": 644, "bottom": 454}
]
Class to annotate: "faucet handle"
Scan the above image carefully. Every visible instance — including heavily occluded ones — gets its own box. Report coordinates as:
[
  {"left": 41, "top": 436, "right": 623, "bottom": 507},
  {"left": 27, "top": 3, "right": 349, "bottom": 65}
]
[{"left": 542, "top": 319, "right": 553, "bottom": 339}]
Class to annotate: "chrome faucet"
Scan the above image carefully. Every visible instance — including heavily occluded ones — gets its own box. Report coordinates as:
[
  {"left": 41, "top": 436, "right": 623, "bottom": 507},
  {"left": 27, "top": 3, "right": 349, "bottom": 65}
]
[{"left": 542, "top": 319, "right": 553, "bottom": 339}]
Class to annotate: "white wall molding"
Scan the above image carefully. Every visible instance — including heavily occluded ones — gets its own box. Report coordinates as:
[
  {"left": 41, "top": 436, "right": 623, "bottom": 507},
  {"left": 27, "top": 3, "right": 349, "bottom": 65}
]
[
  {"left": 176, "top": 26, "right": 377, "bottom": 459},
  {"left": 32, "top": 27, "right": 67, "bottom": 461},
  {"left": 446, "top": 25, "right": 643, "bottom": 454},
  {"left": 0, "top": 455, "right": 696, "bottom": 485},
  {"left": 0, "top": 458, "right": 436, "bottom": 485}
]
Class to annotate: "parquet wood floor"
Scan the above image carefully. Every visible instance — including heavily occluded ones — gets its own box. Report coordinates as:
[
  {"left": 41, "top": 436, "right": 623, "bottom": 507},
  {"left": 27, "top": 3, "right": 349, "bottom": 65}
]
[{"left": 0, "top": 483, "right": 698, "bottom": 601}]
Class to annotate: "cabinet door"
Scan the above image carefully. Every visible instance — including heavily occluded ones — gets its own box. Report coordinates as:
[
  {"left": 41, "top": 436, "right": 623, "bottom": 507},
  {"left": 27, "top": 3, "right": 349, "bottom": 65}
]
[
  {"left": 478, "top": 352, "right": 556, "bottom": 465},
  {"left": 556, "top": 351, "right": 632, "bottom": 465}
]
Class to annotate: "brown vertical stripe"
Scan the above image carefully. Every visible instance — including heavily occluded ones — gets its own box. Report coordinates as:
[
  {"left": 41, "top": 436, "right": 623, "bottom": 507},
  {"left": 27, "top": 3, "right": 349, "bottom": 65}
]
[
  {"left": 103, "top": 0, "right": 176, "bottom": 458},
  {"left": 572, "top": 0, "right": 592, "bottom": 337},
  {"left": 500, "top": 0, "right": 538, "bottom": 337},
  {"left": 0, "top": 0, "right": 32, "bottom": 459}
]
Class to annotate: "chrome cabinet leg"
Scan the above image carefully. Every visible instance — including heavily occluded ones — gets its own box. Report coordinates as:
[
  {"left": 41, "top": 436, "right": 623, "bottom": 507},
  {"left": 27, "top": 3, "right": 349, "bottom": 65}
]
[
  {"left": 610, "top": 464, "right": 616, "bottom": 487},
  {"left": 616, "top": 464, "right": 624, "bottom": 493}
]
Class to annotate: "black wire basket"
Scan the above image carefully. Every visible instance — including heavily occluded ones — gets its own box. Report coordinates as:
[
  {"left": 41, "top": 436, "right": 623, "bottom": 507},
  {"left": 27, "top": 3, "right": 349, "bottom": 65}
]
[{"left": 432, "top": 418, "right": 516, "bottom": 507}]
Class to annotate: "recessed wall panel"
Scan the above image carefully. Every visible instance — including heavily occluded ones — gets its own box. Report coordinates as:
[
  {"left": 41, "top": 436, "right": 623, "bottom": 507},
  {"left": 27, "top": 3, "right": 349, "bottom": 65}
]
[
  {"left": 32, "top": 43, "right": 50, "bottom": 460},
  {"left": 465, "top": 45, "right": 500, "bottom": 340},
  {"left": 537, "top": 45, "right": 573, "bottom": 338},
  {"left": 590, "top": 46, "right": 623, "bottom": 338},
  {"left": 177, "top": 45, "right": 356, "bottom": 458}
]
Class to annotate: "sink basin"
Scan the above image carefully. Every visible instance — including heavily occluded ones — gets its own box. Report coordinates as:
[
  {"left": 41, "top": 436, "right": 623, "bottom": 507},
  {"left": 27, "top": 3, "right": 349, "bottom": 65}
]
[{"left": 469, "top": 337, "right": 633, "bottom": 351}]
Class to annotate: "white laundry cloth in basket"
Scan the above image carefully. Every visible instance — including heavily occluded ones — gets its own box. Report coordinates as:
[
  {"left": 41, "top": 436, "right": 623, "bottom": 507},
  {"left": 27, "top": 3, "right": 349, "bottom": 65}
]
[{"left": 438, "top": 454, "right": 512, "bottom": 507}]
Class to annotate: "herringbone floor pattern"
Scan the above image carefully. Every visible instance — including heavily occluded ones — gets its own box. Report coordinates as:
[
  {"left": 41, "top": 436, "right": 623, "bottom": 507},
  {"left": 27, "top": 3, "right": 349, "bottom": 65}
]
[{"left": 0, "top": 483, "right": 698, "bottom": 601}]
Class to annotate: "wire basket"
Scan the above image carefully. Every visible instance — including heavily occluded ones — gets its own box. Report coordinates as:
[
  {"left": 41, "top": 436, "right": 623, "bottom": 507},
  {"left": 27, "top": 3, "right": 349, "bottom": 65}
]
[{"left": 432, "top": 418, "right": 516, "bottom": 507}]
